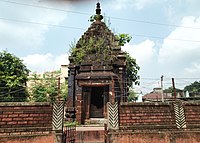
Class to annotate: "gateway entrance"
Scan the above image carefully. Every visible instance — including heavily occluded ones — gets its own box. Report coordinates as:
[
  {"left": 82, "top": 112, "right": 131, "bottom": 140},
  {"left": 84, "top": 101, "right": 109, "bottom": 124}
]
[{"left": 90, "top": 87, "right": 104, "bottom": 118}]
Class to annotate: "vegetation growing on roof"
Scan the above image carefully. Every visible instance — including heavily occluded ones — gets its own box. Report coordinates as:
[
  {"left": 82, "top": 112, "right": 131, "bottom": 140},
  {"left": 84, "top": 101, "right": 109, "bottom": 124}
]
[
  {"left": 69, "top": 37, "right": 113, "bottom": 64},
  {"left": 70, "top": 14, "right": 140, "bottom": 88}
]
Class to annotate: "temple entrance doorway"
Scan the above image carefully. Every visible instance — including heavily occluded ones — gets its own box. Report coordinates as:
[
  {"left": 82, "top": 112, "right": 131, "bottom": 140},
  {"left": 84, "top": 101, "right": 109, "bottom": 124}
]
[{"left": 90, "top": 87, "right": 104, "bottom": 118}]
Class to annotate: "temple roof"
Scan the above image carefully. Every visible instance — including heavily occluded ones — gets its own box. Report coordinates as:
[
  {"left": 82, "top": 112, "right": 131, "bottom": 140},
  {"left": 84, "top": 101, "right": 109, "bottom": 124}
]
[
  {"left": 77, "top": 2, "right": 119, "bottom": 49},
  {"left": 76, "top": 2, "right": 115, "bottom": 47},
  {"left": 76, "top": 19, "right": 119, "bottom": 50},
  {"left": 69, "top": 2, "right": 126, "bottom": 67}
]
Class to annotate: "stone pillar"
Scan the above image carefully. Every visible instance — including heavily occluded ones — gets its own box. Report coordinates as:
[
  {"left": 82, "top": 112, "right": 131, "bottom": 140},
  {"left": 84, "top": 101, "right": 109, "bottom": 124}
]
[
  {"left": 85, "top": 89, "right": 91, "bottom": 120},
  {"left": 118, "top": 67, "right": 123, "bottom": 102},
  {"left": 103, "top": 86, "right": 109, "bottom": 118},
  {"left": 109, "top": 81, "right": 115, "bottom": 104},
  {"left": 75, "top": 83, "right": 83, "bottom": 124},
  {"left": 52, "top": 101, "right": 65, "bottom": 143},
  {"left": 67, "top": 66, "right": 76, "bottom": 107}
]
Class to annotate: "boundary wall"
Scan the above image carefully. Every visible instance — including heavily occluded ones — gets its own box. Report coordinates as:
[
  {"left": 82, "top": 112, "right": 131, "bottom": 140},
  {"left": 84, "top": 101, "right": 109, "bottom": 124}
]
[
  {"left": 0, "top": 102, "right": 55, "bottom": 143},
  {"left": 108, "top": 101, "right": 200, "bottom": 143}
]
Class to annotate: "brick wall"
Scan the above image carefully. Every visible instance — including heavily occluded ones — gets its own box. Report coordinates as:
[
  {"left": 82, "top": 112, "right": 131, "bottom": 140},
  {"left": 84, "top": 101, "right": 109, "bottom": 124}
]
[
  {"left": 184, "top": 102, "right": 200, "bottom": 128},
  {"left": 119, "top": 102, "right": 176, "bottom": 130},
  {"left": 0, "top": 102, "right": 52, "bottom": 138},
  {"left": 107, "top": 102, "right": 200, "bottom": 143}
]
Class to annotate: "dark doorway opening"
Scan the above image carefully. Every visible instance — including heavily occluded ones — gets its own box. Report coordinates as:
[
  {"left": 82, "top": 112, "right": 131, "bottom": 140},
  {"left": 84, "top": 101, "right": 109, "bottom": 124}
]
[{"left": 90, "top": 87, "right": 104, "bottom": 118}]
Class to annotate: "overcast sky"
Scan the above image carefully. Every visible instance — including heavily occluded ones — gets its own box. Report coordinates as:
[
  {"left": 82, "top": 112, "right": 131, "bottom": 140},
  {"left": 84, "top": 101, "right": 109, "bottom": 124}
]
[{"left": 1, "top": 0, "right": 200, "bottom": 93}]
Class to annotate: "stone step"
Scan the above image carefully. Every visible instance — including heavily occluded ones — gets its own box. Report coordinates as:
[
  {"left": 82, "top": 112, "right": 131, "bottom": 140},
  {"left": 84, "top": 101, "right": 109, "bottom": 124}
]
[
  {"left": 76, "top": 126, "right": 105, "bottom": 131},
  {"left": 75, "top": 122, "right": 107, "bottom": 143},
  {"left": 85, "top": 118, "right": 107, "bottom": 125}
]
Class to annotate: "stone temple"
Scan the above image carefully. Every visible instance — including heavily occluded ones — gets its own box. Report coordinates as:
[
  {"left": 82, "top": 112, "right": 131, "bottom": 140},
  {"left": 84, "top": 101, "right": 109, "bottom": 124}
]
[{"left": 66, "top": 2, "right": 128, "bottom": 124}]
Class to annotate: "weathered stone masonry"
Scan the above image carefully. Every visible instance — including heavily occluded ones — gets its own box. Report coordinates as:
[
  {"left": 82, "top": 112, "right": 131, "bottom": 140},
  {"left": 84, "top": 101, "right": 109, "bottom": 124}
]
[{"left": 67, "top": 2, "right": 127, "bottom": 124}]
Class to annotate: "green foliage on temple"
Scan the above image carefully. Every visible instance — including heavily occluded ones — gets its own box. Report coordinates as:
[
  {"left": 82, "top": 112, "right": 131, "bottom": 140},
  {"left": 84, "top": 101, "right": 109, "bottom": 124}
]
[
  {"left": 0, "top": 51, "right": 29, "bottom": 102},
  {"left": 115, "top": 34, "right": 132, "bottom": 46},
  {"left": 71, "top": 14, "right": 140, "bottom": 88},
  {"left": 69, "top": 33, "right": 140, "bottom": 87},
  {"left": 125, "top": 52, "right": 140, "bottom": 87},
  {"left": 116, "top": 34, "right": 140, "bottom": 87},
  {"left": 69, "top": 37, "right": 112, "bottom": 64}
]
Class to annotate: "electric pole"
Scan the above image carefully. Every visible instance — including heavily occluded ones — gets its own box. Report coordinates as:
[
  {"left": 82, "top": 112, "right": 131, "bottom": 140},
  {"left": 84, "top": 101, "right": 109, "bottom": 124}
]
[
  {"left": 58, "top": 77, "right": 60, "bottom": 101},
  {"left": 172, "top": 78, "right": 176, "bottom": 100},
  {"left": 161, "top": 75, "right": 164, "bottom": 102}
]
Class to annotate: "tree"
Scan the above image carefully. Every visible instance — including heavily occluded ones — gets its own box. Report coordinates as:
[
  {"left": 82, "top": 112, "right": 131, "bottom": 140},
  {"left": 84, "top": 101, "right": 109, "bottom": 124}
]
[
  {"left": 0, "top": 51, "right": 29, "bottom": 102},
  {"left": 115, "top": 34, "right": 140, "bottom": 87},
  {"left": 184, "top": 81, "right": 200, "bottom": 96},
  {"left": 164, "top": 86, "right": 182, "bottom": 97},
  {"left": 128, "top": 88, "right": 138, "bottom": 102},
  {"left": 28, "top": 70, "right": 68, "bottom": 102},
  {"left": 125, "top": 52, "right": 140, "bottom": 87}
]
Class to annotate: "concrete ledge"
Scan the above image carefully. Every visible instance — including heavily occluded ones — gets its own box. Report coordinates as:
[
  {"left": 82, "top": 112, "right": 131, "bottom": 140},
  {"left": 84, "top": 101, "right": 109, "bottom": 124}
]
[
  {"left": 0, "top": 127, "right": 52, "bottom": 133},
  {"left": 0, "top": 132, "right": 51, "bottom": 138},
  {"left": 120, "top": 102, "right": 173, "bottom": 106},
  {"left": 76, "top": 126, "right": 104, "bottom": 131},
  {"left": 184, "top": 102, "right": 200, "bottom": 105},
  {"left": 0, "top": 102, "right": 51, "bottom": 107},
  {"left": 120, "top": 101, "right": 200, "bottom": 106},
  {"left": 119, "top": 125, "right": 177, "bottom": 130}
]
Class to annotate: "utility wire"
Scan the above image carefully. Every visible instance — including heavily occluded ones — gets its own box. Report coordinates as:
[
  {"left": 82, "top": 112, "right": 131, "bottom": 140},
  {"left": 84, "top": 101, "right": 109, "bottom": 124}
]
[
  {"left": 134, "top": 34, "right": 200, "bottom": 43},
  {"left": 0, "top": 17, "right": 85, "bottom": 30},
  {"left": 1, "top": 0, "right": 200, "bottom": 42},
  {"left": 0, "top": 87, "right": 25, "bottom": 97},
  {"left": 141, "top": 78, "right": 160, "bottom": 80},
  {"left": 109, "top": 16, "right": 200, "bottom": 30},
  {"left": 1, "top": 17, "right": 200, "bottom": 43},
  {"left": 1, "top": 0, "right": 200, "bottom": 30},
  {"left": 0, "top": 0, "right": 92, "bottom": 15}
]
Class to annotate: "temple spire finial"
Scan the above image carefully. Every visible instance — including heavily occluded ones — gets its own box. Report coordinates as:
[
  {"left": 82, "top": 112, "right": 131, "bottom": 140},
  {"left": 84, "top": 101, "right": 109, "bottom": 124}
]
[{"left": 95, "top": 2, "right": 103, "bottom": 21}]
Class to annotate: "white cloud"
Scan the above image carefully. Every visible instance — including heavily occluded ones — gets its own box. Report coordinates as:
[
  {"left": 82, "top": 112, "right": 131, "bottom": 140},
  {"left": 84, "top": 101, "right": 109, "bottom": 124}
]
[
  {"left": 0, "top": 0, "right": 69, "bottom": 50},
  {"left": 165, "top": 0, "right": 200, "bottom": 23},
  {"left": 122, "top": 40, "right": 158, "bottom": 93},
  {"left": 184, "top": 62, "right": 200, "bottom": 75},
  {"left": 111, "top": 0, "right": 159, "bottom": 10},
  {"left": 0, "top": 21, "right": 46, "bottom": 49},
  {"left": 133, "top": 0, "right": 157, "bottom": 10},
  {"left": 122, "top": 40, "right": 155, "bottom": 66},
  {"left": 22, "top": 53, "right": 69, "bottom": 73},
  {"left": 110, "top": 0, "right": 132, "bottom": 10},
  {"left": 158, "top": 16, "right": 200, "bottom": 77}
]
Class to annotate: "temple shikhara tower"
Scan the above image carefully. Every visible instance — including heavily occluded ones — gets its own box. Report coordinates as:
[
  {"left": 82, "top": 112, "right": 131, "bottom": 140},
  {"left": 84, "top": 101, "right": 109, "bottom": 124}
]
[{"left": 66, "top": 2, "right": 128, "bottom": 124}]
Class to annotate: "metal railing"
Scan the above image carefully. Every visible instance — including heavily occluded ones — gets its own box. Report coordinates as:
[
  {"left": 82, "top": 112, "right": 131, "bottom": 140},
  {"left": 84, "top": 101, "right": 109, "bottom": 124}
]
[{"left": 64, "top": 125, "right": 76, "bottom": 143}]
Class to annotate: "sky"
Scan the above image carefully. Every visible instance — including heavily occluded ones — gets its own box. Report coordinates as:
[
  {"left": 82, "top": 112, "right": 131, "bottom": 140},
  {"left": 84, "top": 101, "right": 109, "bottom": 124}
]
[{"left": 1, "top": 0, "right": 200, "bottom": 94}]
